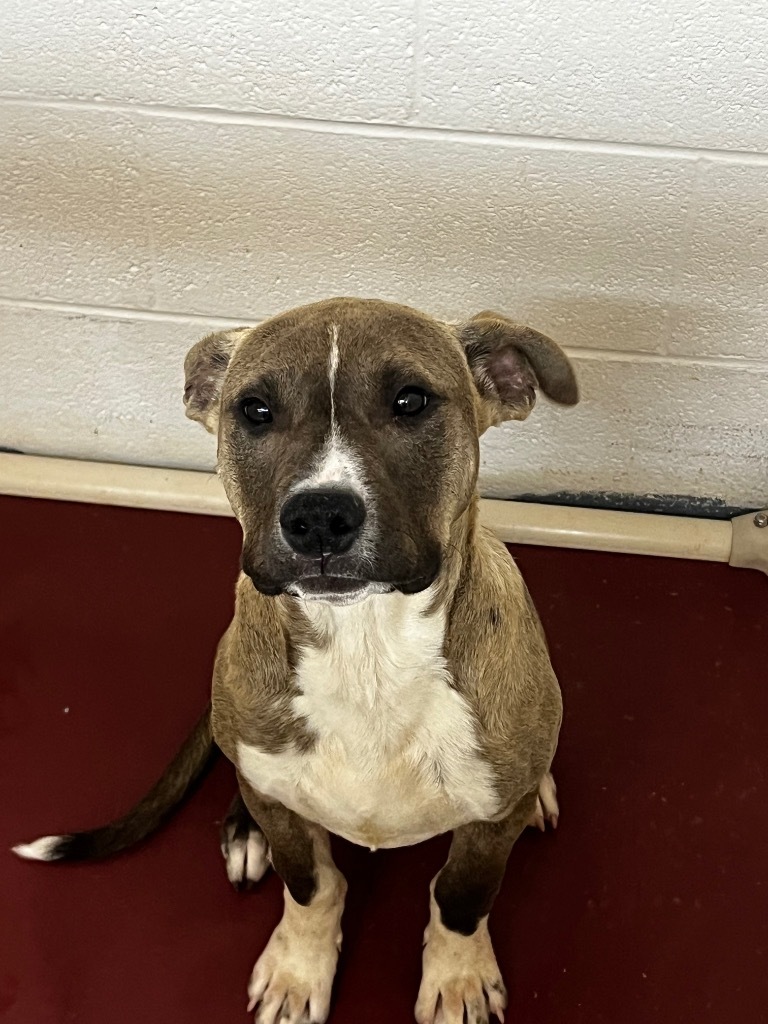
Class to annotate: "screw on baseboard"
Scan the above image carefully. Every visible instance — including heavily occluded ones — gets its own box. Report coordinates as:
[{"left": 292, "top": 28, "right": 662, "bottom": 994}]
[{"left": 754, "top": 511, "right": 768, "bottom": 528}]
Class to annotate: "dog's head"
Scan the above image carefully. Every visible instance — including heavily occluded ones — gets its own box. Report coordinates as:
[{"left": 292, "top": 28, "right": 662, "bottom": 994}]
[{"left": 184, "top": 298, "right": 578, "bottom": 604}]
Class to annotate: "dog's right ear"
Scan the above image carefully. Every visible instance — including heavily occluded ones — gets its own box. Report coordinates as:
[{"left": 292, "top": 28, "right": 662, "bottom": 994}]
[{"left": 183, "top": 327, "right": 252, "bottom": 433}]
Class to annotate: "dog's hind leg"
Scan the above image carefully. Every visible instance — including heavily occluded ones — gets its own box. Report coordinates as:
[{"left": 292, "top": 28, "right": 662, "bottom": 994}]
[
  {"left": 238, "top": 776, "right": 347, "bottom": 1024},
  {"left": 415, "top": 789, "right": 538, "bottom": 1024},
  {"left": 220, "top": 791, "right": 270, "bottom": 891}
]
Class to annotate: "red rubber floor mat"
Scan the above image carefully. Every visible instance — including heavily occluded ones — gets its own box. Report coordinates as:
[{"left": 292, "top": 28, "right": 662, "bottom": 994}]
[{"left": 1, "top": 496, "right": 766, "bottom": 1023}]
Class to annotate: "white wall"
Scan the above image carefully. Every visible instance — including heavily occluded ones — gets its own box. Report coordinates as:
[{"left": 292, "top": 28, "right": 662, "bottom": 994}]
[{"left": 1, "top": 0, "right": 766, "bottom": 513}]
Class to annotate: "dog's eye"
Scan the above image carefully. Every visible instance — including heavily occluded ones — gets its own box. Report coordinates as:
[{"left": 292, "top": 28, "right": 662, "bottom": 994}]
[
  {"left": 393, "top": 387, "right": 429, "bottom": 417},
  {"left": 241, "top": 398, "right": 273, "bottom": 426}
]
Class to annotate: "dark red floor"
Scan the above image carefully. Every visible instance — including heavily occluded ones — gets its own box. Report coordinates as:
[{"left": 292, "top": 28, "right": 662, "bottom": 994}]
[{"left": 1, "top": 495, "right": 767, "bottom": 1023}]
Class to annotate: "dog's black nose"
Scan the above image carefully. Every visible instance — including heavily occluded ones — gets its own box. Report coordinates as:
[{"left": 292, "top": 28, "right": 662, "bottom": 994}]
[{"left": 280, "top": 489, "right": 366, "bottom": 558}]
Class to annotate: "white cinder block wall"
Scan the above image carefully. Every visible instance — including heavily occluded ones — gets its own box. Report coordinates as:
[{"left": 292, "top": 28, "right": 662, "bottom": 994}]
[{"left": 1, "top": 0, "right": 766, "bottom": 514}]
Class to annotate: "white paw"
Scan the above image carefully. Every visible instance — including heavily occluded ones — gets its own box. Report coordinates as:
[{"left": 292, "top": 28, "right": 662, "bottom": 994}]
[
  {"left": 529, "top": 771, "right": 559, "bottom": 832},
  {"left": 416, "top": 914, "right": 507, "bottom": 1024},
  {"left": 221, "top": 819, "right": 270, "bottom": 890},
  {"left": 247, "top": 919, "right": 341, "bottom": 1024}
]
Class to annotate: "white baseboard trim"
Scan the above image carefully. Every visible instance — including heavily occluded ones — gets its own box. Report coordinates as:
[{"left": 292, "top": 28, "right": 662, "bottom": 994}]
[{"left": 0, "top": 452, "right": 735, "bottom": 564}]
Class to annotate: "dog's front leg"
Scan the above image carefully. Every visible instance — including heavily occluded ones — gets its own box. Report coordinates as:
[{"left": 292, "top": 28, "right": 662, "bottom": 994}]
[
  {"left": 238, "top": 776, "right": 347, "bottom": 1024},
  {"left": 416, "top": 790, "right": 538, "bottom": 1024}
]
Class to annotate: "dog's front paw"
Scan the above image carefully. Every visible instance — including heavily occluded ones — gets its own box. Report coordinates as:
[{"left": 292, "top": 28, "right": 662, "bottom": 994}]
[
  {"left": 529, "top": 771, "right": 559, "bottom": 832},
  {"left": 220, "top": 796, "right": 270, "bottom": 891},
  {"left": 247, "top": 918, "right": 340, "bottom": 1024},
  {"left": 416, "top": 915, "right": 507, "bottom": 1024}
]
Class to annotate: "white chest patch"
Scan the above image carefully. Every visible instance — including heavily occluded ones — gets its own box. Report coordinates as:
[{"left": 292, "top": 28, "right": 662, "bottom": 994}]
[{"left": 238, "top": 590, "right": 499, "bottom": 850}]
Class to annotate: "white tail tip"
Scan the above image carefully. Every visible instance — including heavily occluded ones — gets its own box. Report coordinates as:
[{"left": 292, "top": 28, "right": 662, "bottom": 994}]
[{"left": 12, "top": 835, "right": 64, "bottom": 861}]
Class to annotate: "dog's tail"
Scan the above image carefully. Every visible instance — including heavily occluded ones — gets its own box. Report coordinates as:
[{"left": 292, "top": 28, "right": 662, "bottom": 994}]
[{"left": 13, "top": 705, "right": 216, "bottom": 863}]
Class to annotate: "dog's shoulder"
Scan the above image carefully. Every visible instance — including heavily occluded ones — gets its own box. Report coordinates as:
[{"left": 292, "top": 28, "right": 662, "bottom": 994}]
[
  {"left": 445, "top": 526, "right": 562, "bottom": 801},
  {"left": 211, "top": 575, "right": 313, "bottom": 763},
  {"left": 447, "top": 525, "right": 547, "bottom": 661}
]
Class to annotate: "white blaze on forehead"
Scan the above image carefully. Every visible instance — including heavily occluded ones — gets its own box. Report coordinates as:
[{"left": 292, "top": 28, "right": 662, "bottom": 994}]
[
  {"left": 328, "top": 324, "right": 340, "bottom": 427},
  {"left": 294, "top": 323, "right": 367, "bottom": 495}
]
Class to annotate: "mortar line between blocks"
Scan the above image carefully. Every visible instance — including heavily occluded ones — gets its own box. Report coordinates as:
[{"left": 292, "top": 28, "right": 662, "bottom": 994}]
[
  {"left": 0, "top": 295, "right": 269, "bottom": 327},
  {"left": 2, "top": 94, "right": 768, "bottom": 164},
  {"left": 1, "top": 295, "right": 766, "bottom": 371},
  {"left": 406, "top": 0, "right": 427, "bottom": 124}
]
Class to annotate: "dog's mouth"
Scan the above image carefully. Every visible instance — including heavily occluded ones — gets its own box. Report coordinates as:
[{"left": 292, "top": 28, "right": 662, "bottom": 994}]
[
  {"left": 243, "top": 551, "right": 442, "bottom": 604},
  {"left": 284, "top": 570, "right": 440, "bottom": 604},
  {"left": 286, "top": 576, "right": 393, "bottom": 606}
]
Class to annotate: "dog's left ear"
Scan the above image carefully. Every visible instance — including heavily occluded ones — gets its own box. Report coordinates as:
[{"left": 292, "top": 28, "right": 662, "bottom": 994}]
[{"left": 458, "top": 311, "right": 579, "bottom": 429}]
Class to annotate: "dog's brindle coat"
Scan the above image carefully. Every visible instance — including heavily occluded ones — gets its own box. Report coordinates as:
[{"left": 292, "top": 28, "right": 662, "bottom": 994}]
[{"left": 14, "top": 298, "right": 578, "bottom": 1024}]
